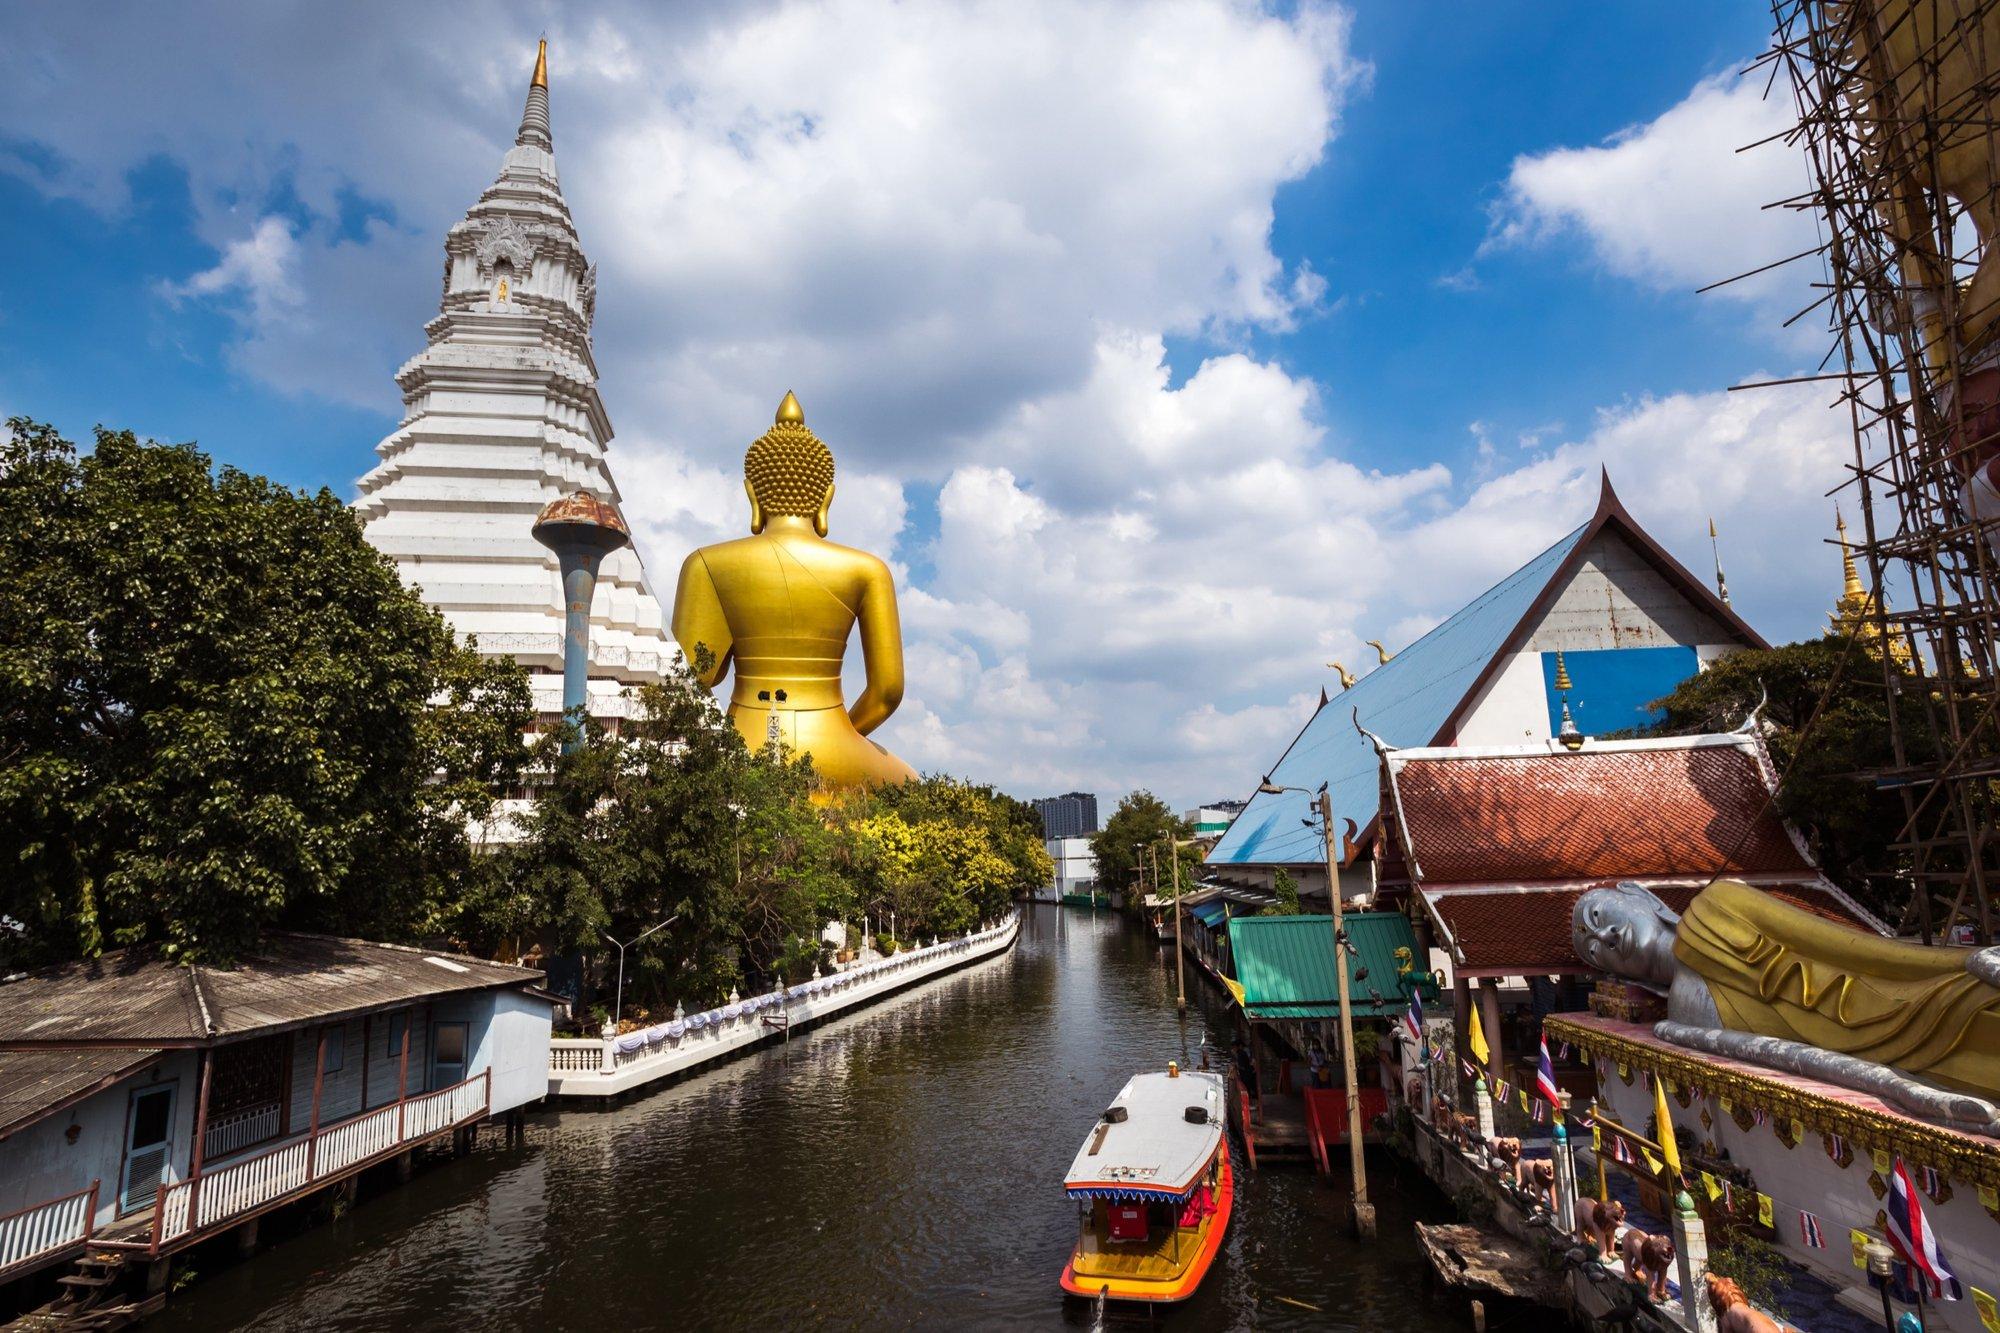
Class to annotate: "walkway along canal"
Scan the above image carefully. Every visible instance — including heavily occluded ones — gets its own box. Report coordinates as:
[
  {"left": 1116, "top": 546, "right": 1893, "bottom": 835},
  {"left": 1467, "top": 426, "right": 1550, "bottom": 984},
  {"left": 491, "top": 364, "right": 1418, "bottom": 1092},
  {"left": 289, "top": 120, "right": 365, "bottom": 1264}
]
[{"left": 147, "top": 908, "right": 1461, "bottom": 1330}]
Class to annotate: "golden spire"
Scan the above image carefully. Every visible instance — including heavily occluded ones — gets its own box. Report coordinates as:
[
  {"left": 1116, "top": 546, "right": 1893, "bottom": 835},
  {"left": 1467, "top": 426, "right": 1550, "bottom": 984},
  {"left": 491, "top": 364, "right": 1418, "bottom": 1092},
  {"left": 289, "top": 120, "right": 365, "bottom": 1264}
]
[
  {"left": 1553, "top": 650, "right": 1573, "bottom": 693},
  {"left": 776, "top": 389, "right": 805, "bottom": 425},
  {"left": 532, "top": 38, "right": 548, "bottom": 89},
  {"left": 1836, "top": 507, "right": 1865, "bottom": 603}
]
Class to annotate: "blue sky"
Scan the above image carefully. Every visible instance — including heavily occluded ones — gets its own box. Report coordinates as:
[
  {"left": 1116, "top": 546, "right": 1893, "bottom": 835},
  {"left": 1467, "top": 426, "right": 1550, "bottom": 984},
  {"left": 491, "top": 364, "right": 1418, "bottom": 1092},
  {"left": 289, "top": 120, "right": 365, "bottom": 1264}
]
[{"left": 0, "top": 2, "right": 1846, "bottom": 810}]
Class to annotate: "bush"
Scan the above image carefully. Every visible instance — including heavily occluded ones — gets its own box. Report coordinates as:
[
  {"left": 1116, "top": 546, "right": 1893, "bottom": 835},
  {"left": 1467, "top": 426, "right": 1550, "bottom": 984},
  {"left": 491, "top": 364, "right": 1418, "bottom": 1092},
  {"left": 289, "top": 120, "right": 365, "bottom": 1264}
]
[{"left": 1708, "top": 1230, "right": 1790, "bottom": 1319}]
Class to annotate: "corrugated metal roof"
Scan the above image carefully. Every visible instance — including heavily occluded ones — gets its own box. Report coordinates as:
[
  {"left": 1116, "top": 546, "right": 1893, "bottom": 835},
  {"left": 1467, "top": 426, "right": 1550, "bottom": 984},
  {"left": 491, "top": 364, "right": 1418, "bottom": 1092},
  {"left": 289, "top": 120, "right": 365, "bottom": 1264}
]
[
  {"left": 1191, "top": 902, "right": 1229, "bottom": 927},
  {"left": 0, "top": 1048, "right": 164, "bottom": 1139},
  {"left": 1208, "top": 523, "right": 1588, "bottom": 866},
  {"left": 1226, "top": 911, "right": 1421, "bottom": 1019},
  {"left": 0, "top": 934, "right": 545, "bottom": 1047}
]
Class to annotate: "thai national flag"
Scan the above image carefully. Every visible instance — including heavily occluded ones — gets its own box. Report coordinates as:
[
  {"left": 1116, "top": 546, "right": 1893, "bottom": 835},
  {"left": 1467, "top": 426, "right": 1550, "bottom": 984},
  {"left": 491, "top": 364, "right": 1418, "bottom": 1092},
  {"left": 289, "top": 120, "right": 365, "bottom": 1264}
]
[
  {"left": 1535, "top": 1034, "right": 1561, "bottom": 1106},
  {"left": 1799, "top": 1211, "right": 1825, "bottom": 1249},
  {"left": 1403, "top": 988, "right": 1424, "bottom": 1046},
  {"left": 1888, "top": 1159, "right": 1962, "bottom": 1300}
]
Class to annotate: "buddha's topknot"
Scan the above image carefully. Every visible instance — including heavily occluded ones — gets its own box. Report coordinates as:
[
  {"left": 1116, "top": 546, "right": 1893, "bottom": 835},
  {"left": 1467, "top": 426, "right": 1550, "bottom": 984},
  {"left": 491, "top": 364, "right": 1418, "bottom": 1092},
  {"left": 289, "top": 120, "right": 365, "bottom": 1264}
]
[{"left": 745, "top": 391, "right": 835, "bottom": 518}]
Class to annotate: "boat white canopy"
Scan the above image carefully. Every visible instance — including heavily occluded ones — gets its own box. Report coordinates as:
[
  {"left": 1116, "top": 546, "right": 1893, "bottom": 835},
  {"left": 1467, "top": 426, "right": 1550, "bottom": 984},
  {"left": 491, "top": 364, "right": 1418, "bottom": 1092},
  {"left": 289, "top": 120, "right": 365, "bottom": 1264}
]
[{"left": 1063, "top": 1070, "right": 1225, "bottom": 1203}]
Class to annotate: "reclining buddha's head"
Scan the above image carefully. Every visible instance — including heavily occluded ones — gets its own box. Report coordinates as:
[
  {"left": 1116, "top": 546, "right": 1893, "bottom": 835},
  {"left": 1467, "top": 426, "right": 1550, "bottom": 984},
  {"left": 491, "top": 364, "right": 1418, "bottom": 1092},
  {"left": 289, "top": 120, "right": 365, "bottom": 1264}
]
[
  {"left": 744, "top": 391, "right": 835, "bottom": 536},
  {"left": 1573, "top": 882, "right": 1681, "bottom": 989}
]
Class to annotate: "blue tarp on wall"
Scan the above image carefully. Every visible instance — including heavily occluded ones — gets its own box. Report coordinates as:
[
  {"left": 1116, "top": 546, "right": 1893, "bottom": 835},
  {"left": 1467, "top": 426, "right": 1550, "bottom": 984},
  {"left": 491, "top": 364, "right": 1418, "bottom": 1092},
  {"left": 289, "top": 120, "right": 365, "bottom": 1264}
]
[{"left": 1542, "top": 645, "right": 1698, "bottom": 736}]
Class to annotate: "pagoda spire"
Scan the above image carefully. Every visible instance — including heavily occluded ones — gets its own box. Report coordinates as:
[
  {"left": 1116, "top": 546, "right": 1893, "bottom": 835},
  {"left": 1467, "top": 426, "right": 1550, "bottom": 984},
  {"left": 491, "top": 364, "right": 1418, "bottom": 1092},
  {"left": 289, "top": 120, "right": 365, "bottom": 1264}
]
[{"left": 517, "top": 39, "right": 552, "bottom": 152}]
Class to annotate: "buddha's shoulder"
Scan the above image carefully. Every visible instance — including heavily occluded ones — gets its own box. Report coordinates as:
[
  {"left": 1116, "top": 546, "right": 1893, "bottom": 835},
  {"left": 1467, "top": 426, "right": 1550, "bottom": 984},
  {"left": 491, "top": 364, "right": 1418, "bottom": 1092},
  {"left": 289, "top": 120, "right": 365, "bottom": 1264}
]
[{"left": 777, "top": 536, "right": 893, "bottom": 579}]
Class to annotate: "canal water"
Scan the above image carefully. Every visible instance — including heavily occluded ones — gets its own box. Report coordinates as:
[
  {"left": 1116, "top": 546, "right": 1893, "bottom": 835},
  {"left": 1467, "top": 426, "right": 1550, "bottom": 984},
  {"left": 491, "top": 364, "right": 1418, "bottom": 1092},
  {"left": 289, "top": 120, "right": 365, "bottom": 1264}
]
[{"left": 153, "top": 907, "right": 1462, "bottom": 1331}]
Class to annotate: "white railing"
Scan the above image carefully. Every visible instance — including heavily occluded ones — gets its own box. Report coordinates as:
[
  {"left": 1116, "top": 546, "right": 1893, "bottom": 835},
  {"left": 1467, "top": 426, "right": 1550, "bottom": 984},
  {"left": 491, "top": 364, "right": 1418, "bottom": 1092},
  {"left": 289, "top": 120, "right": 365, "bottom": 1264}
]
[
  {"left": 0, "top": 1183, "right": 97, "bottom": 1278},
  {"left": 556, "top": 913, "right": 1020, "bottom": 1079},
  {"left": 203, "top": 1101, "right": 282, "bottom": 1158},
  {"left": 315, "top": 1104, "right": 400, "bottom": 1176},
  {"left": 153, "top": 1072, "right": 490, "bottom": 1250},
  {"left": 548, "top": 1041, "right": 602, "bottom": 1072}
]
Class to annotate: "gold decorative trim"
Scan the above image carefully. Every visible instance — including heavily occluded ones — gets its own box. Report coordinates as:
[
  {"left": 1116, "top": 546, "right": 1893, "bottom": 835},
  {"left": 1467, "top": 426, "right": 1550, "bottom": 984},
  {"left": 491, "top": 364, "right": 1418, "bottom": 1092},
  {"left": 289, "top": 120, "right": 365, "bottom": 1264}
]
[{"left": 1546, "top": 1015, "right": 2000, "bottom": 1190}]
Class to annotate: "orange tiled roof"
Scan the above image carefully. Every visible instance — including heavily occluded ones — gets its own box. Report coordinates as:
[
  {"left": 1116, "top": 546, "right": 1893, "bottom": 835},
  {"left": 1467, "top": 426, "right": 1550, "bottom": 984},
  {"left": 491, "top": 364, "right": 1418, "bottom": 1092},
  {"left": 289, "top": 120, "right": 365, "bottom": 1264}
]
[{"left": 1391, "top": 741, "right": 1812, "bottom": 884}]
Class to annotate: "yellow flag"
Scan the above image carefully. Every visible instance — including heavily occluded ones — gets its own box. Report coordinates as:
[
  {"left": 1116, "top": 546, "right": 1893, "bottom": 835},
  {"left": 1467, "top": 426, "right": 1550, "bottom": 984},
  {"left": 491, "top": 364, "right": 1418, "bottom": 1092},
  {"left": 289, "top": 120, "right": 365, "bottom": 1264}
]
[
  {"left": 1871, "top": 1148, "right": 1892, "bottom": 1176},
  {"left": 1592, "top": 1125, "right": 1602, "bottom": 1152},
  {"left": 1757, "top": 1192, "right": 1774, "bottom": 1228},
  {"left": 1467, "top": 1004, "right": 1490, "bottom": 1068},
  {"left": 1791, "top": 1117, "right": 1806, "bottom": 1145},
  {"left": 1719, "top": 1095, "right": 1733, "bottom": 1113},
  {"left": 1653, "top": 1075, "right": 1682, "bottom": 1179},
  {"left": 1518, "top": 1089, "right": 1530, "bottom": 1113},
  {"left": 1702, "top": 1171, "right": 1722, "bottom": 1202},
  {"left": 1850, "top": 1230, "right": 1870, "bottom": 1270},
  {"left": 1975, "top": 1287, "right": 2000, "bottom": 1333},
  {"left": 1641, "top": 1150, "right": 1662, "bottom": 1176}
]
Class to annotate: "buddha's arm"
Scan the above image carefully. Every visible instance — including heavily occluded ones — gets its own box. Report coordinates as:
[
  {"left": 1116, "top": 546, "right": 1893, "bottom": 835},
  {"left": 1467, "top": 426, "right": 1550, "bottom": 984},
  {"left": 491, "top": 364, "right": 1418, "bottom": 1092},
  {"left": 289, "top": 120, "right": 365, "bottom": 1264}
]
[
  {"left": 671, "top": 551, "right": 732, "bottom": 686},
  {"left": 849, "top": 558, "right": 905, "bottom": 736}
]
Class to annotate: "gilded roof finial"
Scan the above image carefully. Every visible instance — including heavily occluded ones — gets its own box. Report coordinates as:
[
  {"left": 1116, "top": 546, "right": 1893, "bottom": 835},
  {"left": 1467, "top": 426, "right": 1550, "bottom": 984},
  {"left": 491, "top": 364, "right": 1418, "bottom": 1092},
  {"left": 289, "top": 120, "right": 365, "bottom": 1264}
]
[
  {"left": 1326, "top": 661, "right": 1356, "bottom": 691},
  {"left": 777, "top": 390, "right": 805, "bottom": 425},
  {"left": 1836, "top": 507, "right": 1865, "bottom": 603},
  {"left": 1553, "top": 650, "right": 1573, "bottom": 694},
  {"left": 532, "top": 38, "right": 548, "bottom": 89},
  {"left": 1708, "top": 516, "right": 1731, "bottom": 605},
  {"left": 1365, "top": 639, "right": 1394, "bottom": 665}
]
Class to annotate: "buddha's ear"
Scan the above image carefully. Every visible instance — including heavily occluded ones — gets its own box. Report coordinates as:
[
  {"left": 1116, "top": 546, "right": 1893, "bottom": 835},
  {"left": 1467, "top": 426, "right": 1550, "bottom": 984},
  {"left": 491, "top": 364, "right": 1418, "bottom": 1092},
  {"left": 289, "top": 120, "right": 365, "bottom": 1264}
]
[
  {"left": 815, "top": 483, "right": 834, "bottom": 538},
  {"left": 745, "top": 478, "right": 765, "bottom": 534}
]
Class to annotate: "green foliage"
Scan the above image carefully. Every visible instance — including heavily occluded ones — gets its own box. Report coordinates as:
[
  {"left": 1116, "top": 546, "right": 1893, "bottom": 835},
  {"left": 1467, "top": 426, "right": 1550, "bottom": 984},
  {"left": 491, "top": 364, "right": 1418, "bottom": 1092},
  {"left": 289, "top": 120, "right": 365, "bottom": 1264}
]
[
  {"left": 834, "top": 775, "right": 1050, "bottom": 939},
  {"left": 1261, "top": 867, "right": 1302, "bottom": 916},
  {"left": 0, "top": 420, "right": 532, "bottom": 967},
  {"left": 1645, "top": 634, "right": 1934, "bottom": 922},
  {"left": 1707, "top": 1229, "right": 1790, "bottom": 1319},
  {"left": 1089, "top": 791, "right": 1192, "bottom": 899}
]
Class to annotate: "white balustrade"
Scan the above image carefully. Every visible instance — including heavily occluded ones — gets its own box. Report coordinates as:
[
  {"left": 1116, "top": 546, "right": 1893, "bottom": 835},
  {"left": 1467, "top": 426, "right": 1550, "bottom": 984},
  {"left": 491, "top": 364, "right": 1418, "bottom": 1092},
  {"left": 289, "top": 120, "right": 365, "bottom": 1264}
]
[
  {"left": 203, "top": 1101, "right": 281, "bottom": 1158},
  {"left": 316, "top": 1105, "right": 400, "bottom": 1175},
  {"left": 0, "top": 1185, "right": 95, "bottom": 1276}
]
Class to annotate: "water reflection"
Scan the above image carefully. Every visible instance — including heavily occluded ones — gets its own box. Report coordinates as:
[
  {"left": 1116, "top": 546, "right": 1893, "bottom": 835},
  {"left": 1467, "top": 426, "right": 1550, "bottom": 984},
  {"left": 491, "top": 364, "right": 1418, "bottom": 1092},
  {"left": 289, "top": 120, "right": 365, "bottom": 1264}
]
[{"left": 153, "top": 907, "right": 1458, "bottom": 1331}]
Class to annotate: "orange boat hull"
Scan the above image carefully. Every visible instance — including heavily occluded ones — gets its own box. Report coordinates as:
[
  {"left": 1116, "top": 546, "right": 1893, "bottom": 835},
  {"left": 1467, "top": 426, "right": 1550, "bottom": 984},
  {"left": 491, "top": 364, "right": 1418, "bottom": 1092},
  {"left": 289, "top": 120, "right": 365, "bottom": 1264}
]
[{"left": 1059, "top": 1152, "right": 1234, "bottom": 1304}]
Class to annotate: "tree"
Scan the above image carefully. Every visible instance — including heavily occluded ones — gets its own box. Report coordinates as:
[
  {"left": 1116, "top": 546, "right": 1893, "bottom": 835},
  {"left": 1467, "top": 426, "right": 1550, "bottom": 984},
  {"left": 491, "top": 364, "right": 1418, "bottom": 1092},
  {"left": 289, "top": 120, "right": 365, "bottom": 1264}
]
[
  {"left": 837, "top": 776, "right": 1051, "bottom": 939},
  {"left": 1261, "top": 867, "right": 1301, "bottom": 916},
  {"left": 0, "top": 419, "right": 532, "bottom": 966},
  {"left": 1645, "top": 634, "right": 1934, "bottom": 922},
  {"left": 1089, "top": 791, "right": 1190, "bottom": 900}
]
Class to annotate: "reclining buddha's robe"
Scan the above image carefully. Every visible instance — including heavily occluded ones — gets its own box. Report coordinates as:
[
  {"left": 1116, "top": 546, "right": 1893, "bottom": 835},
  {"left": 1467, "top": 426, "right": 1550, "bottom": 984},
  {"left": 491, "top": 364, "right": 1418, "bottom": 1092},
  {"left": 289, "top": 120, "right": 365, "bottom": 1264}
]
[{"left": 1674, "top": 880, "right": 2000, "bottom": 1102}]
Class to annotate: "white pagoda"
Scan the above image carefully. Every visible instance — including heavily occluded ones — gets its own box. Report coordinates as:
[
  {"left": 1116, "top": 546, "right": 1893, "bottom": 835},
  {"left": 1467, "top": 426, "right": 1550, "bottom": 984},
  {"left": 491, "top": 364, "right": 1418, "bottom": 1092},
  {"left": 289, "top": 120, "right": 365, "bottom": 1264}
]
[{"left": 356, "top": 42, "right": 673, "bottom": 724}]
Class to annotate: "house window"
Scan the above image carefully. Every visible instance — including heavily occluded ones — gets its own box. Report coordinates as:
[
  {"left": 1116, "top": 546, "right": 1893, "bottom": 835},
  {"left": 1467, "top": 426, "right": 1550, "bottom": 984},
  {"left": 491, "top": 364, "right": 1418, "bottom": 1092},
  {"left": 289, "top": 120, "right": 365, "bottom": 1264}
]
[
  {"left": 387, "top": 1013, "right": 408, "bottom": 1058},
  {"left": 322, "top": 1025, "right": 345, "bottom": 1073},
  {"left": 431, "top": 1022, "right": 468, "bottom": 1091}
]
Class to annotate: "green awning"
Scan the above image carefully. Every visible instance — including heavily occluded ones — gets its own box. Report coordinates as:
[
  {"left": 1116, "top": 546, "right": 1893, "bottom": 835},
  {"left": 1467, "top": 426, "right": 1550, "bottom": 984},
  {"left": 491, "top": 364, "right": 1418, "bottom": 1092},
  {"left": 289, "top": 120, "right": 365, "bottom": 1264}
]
[{"left": 1227, "top": 911, "right": 1431, "bottom": 1020}]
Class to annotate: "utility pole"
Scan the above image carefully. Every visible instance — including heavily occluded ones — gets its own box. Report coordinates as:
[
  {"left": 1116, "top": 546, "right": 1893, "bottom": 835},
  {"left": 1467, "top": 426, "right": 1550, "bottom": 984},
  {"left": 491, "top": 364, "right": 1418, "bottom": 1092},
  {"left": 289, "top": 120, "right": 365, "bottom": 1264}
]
[
  {"left": 1320, "top": 789, "right": 1375, "bottom": 1240},
  {"left": 1169, "top": 835, "right": 1187, "bottom": 1013},
  {"left": 1148, "top": 843, "right": 1160, "bottom": 917}
]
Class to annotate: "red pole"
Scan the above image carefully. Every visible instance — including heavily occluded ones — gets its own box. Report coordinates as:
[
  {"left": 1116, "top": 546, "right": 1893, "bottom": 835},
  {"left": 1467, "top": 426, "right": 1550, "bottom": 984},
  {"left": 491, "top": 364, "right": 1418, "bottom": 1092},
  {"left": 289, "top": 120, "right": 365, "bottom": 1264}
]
[
  {"left": 84, "top": 1180, "right": 99, "bottom": 1243},
  {"left": 395, "top": 1008, "right": 412, "bottom": 1142},
  {"left": 188, "top": 1049, "right": 214, "bottom": 1230},
  {"left": 305, "top": 1027, "right": 327, "bottom": 1180}
]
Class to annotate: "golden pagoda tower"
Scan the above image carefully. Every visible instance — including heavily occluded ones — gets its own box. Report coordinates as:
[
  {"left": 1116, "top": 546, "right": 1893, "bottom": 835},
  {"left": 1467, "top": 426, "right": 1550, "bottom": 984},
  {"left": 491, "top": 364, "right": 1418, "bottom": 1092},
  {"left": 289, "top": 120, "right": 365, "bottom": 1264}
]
[{"left": 1830, "top": 509, "right": 1912, "bottom": 666}]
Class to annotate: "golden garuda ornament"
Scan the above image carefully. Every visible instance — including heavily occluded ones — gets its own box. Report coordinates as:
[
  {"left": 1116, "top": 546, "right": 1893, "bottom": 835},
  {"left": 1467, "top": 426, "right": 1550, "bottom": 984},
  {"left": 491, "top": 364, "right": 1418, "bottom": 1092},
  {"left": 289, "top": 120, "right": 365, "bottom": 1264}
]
[{"left": 671, "top": 392, "right": 917, "bottom": 789}]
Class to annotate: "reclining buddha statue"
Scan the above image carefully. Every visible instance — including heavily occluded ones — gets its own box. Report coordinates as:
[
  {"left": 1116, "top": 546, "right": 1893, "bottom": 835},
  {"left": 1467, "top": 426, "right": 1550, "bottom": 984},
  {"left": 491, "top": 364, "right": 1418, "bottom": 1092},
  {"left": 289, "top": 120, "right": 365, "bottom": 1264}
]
[
  {"left": 671, "top": 392, "right": 918, "bottom": 790},
  {"left": 1573, "top": 880, "right": 2000, "bottom": 1136}
]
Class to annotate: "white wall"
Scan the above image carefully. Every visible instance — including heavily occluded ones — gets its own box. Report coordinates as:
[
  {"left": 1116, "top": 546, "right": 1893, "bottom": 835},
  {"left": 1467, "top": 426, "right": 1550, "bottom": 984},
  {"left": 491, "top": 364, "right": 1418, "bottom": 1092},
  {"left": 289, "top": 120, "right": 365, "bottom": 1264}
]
[
  {"left": 1598, "top": 1072, "right": 1992, "bottom": 1333},
  {"left": 0, "top": 1051, "right": 201, "bottom": 1231},
  {"left": 429, "top": 988, "right": 553, "bottom": 1117}
]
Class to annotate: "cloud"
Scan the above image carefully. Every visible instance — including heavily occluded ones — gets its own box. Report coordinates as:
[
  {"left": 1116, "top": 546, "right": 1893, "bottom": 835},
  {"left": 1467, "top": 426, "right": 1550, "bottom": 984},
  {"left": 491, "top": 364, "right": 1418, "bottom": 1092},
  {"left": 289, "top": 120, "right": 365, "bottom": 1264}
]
[{"left": 1480, "top": 70, "right": 1819, "bottom": 318}]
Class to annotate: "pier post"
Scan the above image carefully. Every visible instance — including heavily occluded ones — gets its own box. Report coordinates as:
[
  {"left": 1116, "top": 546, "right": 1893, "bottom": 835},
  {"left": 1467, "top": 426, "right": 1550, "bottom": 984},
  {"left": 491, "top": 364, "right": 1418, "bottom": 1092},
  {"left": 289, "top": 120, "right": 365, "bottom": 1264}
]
[
  {"left": 1672, "top": 1195, "right": 1717, "bottom": 1333},
  {"left": 600, "top": 1019, "right": 617, "bottom": 1075},
  {"left": 1473, "top": 1077, "right": 1495, "bottom": 1145}
]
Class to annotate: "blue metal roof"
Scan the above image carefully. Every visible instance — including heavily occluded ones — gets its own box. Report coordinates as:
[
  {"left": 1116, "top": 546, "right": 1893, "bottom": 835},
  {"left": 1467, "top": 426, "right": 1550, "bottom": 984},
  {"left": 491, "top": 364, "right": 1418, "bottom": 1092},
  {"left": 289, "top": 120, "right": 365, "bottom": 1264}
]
[
  {"left": 1207, "top": 522, "right": 1589, "bottom": 867},
  {"left": 1191, "top": 901, "right": 1229, "bottom": 927}
]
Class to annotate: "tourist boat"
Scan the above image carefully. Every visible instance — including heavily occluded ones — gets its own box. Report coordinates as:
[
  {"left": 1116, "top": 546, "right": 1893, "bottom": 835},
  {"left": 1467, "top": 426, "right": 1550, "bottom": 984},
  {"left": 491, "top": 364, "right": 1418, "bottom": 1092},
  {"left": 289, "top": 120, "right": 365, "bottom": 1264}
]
[{"left": 1059, "top": 1065, "right": 1233, "bottom": 1305}]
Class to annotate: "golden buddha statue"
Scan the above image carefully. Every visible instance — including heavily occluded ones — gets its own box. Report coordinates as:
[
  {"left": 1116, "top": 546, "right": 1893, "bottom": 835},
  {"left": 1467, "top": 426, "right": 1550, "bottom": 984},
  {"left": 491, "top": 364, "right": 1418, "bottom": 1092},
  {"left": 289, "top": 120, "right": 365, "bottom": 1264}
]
[
  {"left": 671, "top": 392, "right": 918, "bottom": 789},
  {"left": 1575, "top": 880, "right": 2000, "bottom": 1136}
]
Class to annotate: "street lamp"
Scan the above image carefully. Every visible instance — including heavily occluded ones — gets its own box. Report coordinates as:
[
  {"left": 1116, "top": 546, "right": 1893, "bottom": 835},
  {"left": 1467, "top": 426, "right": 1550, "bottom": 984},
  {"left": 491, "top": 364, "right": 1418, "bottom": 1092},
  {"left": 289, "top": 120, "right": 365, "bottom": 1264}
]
[
  {"left": 1257, "top": 774, "right": 1376, "bottom": 1240},
  {"left": 604, "top": 914, "right": 679, "bottom": 1030},
  {"left": 1864, "top": 1240, "right": 1897, "bottom": 1332}
]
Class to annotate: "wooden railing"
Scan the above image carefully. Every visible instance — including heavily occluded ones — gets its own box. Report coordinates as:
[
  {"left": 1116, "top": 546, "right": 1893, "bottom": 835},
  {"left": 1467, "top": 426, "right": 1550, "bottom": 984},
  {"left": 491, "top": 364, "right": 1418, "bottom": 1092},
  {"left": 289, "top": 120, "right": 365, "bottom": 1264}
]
[
  {"left": 153, "top": 1072, "right": 490, "bottom": 1251},
  {"left": 0, "top": 1183, "right": 97, "bottom": 1279},
  {"left": 203, "top": 1102, "right": 282, "bottom": 1159}
]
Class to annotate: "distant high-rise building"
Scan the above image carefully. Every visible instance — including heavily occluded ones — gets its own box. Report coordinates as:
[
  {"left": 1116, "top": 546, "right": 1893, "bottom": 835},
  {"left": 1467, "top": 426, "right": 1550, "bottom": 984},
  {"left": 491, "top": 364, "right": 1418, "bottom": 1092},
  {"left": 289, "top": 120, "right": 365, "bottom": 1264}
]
[{"left": 1032, "top": 791, "right": 1099, "bottom": 839}]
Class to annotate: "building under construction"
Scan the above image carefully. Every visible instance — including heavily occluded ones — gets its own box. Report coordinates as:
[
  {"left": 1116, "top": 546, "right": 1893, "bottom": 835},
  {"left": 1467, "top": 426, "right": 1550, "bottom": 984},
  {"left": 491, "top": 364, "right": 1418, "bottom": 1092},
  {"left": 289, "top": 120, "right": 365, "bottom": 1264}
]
[{"left": 1769, "top": 0, "right": 2000, "bottom": 945}]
